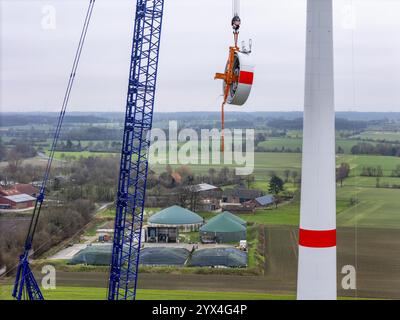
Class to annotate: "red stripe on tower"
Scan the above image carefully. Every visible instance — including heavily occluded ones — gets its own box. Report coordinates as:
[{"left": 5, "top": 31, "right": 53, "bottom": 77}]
[
  {"left": 239, "top": 71, "right": 254, "bottom": 85},
  {"left": 299, "top": 229, "right": 336, "bottom": 248}
]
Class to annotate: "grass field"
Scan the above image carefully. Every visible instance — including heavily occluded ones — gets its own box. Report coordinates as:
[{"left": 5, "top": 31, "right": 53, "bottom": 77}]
[
  {"left": 0, "top": 285, "right": 293, "bottom": 300},
  {"left": 45, "top": 151, "right": 118, "bottom": 159},
  {"left": 344, "top": 176, "right": 400, "bottom": 187},
  {"left": 150, "top": 153, "right": 400, "bottom": 176},
  {"left": 41, "top": 148, "right": 400, "bottom": 178},
  {"left": 353, "top": 131, "right": 400, "bottom": 142},
  {"left": 336, "top": 186, "right": 400, "bottom": 228},
  {"left": 231, "top": 183, "right": 400, "bottom": 229},
  {"left": 233, "top": 198, "right": 350, "bottom": 226},
  {"left": 339, "top": 154, "right": 400, "bottom": 174},
  {"left": 258, "top": 138, "right": 367, "bottom": 154}
]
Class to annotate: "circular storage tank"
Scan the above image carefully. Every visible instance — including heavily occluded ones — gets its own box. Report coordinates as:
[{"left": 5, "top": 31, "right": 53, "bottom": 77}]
[
  {"left": 199, "top": 213, "right": 246, "bottom": 243},
  {"left": 148, "top": 205, "right": 203, "bottom": 231},
  {"left": 224, "top": 51, "right": 254, "bottom": 106}
]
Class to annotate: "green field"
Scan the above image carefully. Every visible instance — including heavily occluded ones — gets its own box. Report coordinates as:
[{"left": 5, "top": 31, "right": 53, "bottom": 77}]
[
  {"left": 353, "top": 131, "right": 400, "bottom": 142},
  {"left": 336, "top": 186, "right": 400, "bottom": 228},
  {"left": 0, "top": 285, "right": 293, "bottom": 300},
  {"left": 233, "top": 198, "right": 349, "bottom": 226},
  {"left": 40, "top": 146, "right": 400, "bottom": 178},
  {"left": 45, "top": 151, "right": 118, "bottom": 159},
  {"left": 338, "top": 154, "right": 400, "bottom": 175},
  {"left": 258, "top": 138, "right": 364, "bottom": 154},
  {"left": 228, "top": 183, "right": 400, "bottom": 229},
  {"left": 150, "top": 152, "right": 400, "bottom": 177},
  {"left": 44, "top": 149, "right": 400, "bottom": 230},
  {"left": 248, "top": 186, "right": 400, "bottom": 229},
  {"left": 344, "top": 176, "right": 400, "bottom": 187},
  {"left": 238, "top": 202, "right": 300, "bottom": 225}
]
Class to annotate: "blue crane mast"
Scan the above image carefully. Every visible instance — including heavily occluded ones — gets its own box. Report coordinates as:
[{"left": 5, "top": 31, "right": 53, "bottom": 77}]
[
  {"left": 108, "top": 0, "right": 165, "bottom": 300},
  {"left": 12, "top": 0, "right": 96, "bottom": 300}
]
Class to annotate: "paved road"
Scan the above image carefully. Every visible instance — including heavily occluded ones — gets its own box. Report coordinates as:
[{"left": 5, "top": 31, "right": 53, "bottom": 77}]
[{"left": 48, "top": 244, "right": 88, "bottom": 260}]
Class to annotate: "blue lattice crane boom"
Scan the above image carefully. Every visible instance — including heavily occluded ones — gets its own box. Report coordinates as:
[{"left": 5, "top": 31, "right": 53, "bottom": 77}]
[
  {"left": 107, "top": 0, "right": 165, "bottom": 301},
  {"left": 12, "top": 0, "right": 96, "bottom": 300}
]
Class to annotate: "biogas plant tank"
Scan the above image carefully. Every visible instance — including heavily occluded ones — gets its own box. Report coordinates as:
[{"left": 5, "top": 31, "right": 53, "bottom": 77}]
[{"left": 224, "top": 51, "right": 254, "bottom": 106}]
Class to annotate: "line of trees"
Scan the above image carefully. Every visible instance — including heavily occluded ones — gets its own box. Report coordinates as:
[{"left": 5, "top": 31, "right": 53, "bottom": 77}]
[
  {"left": 351, "top": 142, "right": 400, "bottom": 157},
  {"left": 0, "top": 199, "right": 95, "bottom": 273},
  {"left": 360, "top": 166, "right": 384, "bottom": 177}
]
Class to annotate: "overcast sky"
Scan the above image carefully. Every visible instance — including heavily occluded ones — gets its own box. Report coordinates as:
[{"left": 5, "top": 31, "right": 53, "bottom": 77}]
[{"left": 1, "top": 0, "right": 400, "bottom": 113}]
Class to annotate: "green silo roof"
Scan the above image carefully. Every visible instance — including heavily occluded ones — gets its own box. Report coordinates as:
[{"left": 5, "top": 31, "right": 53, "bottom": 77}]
[
  {"left": 200, "top": 214, "right": 246, "bottom": 233},
  {"left": 149, "top": 205, "right": 203, "bottom": 225},
  {"left": 220, "top": 211, "right": 247, "bottom": 226}
]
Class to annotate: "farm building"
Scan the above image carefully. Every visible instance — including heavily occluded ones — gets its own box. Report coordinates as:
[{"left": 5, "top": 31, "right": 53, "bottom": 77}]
[
  {"left": 13, "top": 184, "right": 39, "bottom": 197},
  {"left": 222, "top": 203, "right": 255, "bottom": 214},
  {"left": 199, "top": 212, "right": 246, "bottom": 243},
  {"left": 0, "top": 184, "right": 38, "bottom": 210},
  {"left": 147, "top": 205, "right": 204, "bottom": 243},
  {"left": 222, "top": 188, "right": 262, "bottom": 204},
  {"left": 0, "top": 194, "right": 36, "bottom": 210},
  {"left": 0, "top": 187, "right": 20, "bottom": 197},
  {"left": 187, "top": 183, "right": 222, "bottom": 212},
  {"left": 249, "top": 195, "right": 275, "bottom": 208}
]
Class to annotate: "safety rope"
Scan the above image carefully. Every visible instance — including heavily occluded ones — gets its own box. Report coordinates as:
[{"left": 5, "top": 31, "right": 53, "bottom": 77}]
[{"left": 25, "top": 0, "right": 96, "bottom": 254}]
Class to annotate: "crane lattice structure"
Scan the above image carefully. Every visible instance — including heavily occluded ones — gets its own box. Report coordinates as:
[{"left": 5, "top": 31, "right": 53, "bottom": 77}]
[
  {"left": 107, "top": 0, "right": 165, "bottom": 300},
  {"left": 13, "top": 0, "right": 248, "bottom": 301}
]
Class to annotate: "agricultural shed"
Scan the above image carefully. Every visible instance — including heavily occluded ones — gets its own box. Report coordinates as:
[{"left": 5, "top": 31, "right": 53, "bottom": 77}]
[
  {"left": 0, "top": 194, "right": 36, "bottom": 210},
  {"left": 253, "top": 195, "right": 275, "bottom": 207},
  {"left": 222, "top": 188, "right": 263, "bottom": 204}
]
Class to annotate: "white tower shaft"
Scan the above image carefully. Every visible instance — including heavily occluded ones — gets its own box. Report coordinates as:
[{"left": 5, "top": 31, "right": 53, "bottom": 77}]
[{"left": 297, "top": 0, "right": 336, "bottom": 300}]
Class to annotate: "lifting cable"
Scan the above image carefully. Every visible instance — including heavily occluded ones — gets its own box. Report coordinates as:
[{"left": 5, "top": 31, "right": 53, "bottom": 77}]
[
  {"left": 220, "top": 0, "right": 242, "bottom": 152},
  {"left": 232, "top": 0, "right": 240, "bottom": 18},
  {"left": 24, "top": 0, "right": 96, "bottom": 253}
]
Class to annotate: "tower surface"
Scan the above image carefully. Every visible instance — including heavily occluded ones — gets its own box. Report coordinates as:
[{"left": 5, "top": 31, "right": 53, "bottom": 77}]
[{"left": 297, "top": 0, "right": 336, "bottom": 300}]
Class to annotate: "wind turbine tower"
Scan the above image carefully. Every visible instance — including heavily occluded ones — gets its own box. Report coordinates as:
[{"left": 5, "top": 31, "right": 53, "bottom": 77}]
[{"left": 297, "top": 0, "right": 337, "bottom": 300}]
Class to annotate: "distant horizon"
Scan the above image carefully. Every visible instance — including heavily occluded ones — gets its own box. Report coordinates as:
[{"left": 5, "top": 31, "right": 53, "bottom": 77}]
[
  {"left": 2, "top": 110, "right": 400, "bottom": 114},
  {"left": 1, "top": 1, "right": 399, "bottom": 113}
]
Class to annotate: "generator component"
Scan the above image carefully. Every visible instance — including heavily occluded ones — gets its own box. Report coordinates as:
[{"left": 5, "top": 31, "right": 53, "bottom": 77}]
[{"left": 214, "top": 0, "right": 254, "bottom": 151}]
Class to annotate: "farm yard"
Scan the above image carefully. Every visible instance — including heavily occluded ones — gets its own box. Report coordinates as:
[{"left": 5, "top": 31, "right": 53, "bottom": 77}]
[
  {"left": 2, "top": 112, "right": 400, "bottom": 299},
  {"left": 1, "top": 0, "right": 400, "bottom": 303}
]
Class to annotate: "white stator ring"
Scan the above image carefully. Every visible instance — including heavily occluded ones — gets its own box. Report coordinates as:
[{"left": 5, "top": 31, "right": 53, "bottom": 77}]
[{"left": 224, "top": 51, "right": 254, "bottom": 106}]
